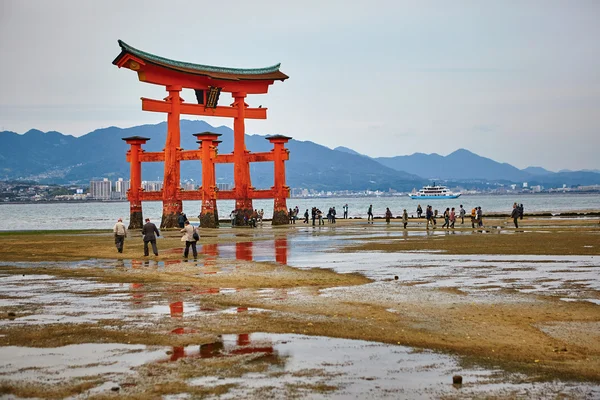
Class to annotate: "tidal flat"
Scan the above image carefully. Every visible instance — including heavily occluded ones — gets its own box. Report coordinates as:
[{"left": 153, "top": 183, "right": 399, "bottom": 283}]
[{"left": 0, "top": 216, "right": 599, "bottom": 399}]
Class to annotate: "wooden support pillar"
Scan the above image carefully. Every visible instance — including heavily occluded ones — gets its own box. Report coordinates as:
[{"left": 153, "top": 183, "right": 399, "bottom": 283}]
[
  {"left": 233, "top": 92, "right": 253, "bottom": 225},
  {"left": 122, "top": 136, "right": 150, "bottom": 229},
  {"left": 194, "top": 132, "right": 221, "bottom": 228},
  {"left": 267, "top": 135, "right": 292, "bottom": 225},
  {"left": 161, "top": 85, "right": 183, "bottom": 229},
  {"left": 211, "top": 139, "right": 222, "bottom": 227}
]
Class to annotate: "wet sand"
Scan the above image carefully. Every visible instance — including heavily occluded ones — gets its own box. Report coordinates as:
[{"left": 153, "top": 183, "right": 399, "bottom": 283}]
[{"left": 0, "top": 216, "right": 599, "bottom": 398}]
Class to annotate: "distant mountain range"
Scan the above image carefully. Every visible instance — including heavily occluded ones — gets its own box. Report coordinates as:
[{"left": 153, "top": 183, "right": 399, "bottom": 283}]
[
  {"left": 1, "top": 120, "right": 599, "bottom": 189},
  {"left": 345, "top": 148, "right": 600, "bottom": 187},
  {"left": 0, "top": 121, "right": 421, "bottom": 191}
]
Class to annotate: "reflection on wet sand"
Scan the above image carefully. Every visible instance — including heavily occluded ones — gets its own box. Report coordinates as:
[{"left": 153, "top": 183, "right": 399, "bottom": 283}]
[
  {"left": 236, "top": 241, "right": 253, "bottom": 261},
  {"left": 201, "top": 239, "right": 289, "bottom": 265},
  {"left": 160, "top": 334, "right": 275, "bottom": 363}
]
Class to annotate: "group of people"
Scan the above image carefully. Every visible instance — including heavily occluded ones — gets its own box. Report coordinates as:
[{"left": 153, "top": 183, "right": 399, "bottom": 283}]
[
  {"left": 230, "top": 209, "right": 264, "bottom": 228},
  {"left": 288, "top": 206, "right": 300, "bottom": 224},
  {"left": 382, "top": 207, "right": 409, "bottom": 228},
  {"left": 112, "top": 215, "right": 200, "bottom": 259},
  {"left": 419, "top": 204, "right": 482, "bottom": 229},
  {"left": 111, "top": 201, "right": 527, "bottom": 257},
  {"left": 113, "top": 217, "right": 163, "bottom": 256}
]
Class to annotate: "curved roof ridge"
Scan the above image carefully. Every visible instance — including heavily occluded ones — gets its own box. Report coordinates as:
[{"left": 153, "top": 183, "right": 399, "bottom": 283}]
[{"left": 116, "top": 40, "right": 282, "bottom": 75}]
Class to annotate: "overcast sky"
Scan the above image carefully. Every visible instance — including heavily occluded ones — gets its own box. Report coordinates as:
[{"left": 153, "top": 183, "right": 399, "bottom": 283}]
[{"left": 1, "top": 0, "right": 599, "bottom": 171}]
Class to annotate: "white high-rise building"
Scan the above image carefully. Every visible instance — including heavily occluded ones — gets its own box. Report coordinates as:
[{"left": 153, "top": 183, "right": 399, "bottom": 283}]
[
  {"left": 90, "top": 178, "right": 112, "bottom": 200},
  {"left": 114, "top": 178, "right": 130, "bottom": 199},
  {"left": 141, "top": 181, "right": 163, "bottom": 192}
]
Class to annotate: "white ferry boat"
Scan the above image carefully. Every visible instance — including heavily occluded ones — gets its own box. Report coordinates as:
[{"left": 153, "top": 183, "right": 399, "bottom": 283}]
[{"left": 409, "top": 183, "right": 461, "bottom": 199}]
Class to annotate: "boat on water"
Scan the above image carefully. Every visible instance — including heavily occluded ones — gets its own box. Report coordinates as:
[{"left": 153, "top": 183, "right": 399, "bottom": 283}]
[{"left": 409, "top": 183, "right": 461, "bottom": 199}]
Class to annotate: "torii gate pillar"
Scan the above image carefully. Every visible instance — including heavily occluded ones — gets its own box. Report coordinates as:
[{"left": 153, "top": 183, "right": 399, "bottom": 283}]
[
  {"left": 122, "top": 136, "right": 150, "bottom": 229},
  {"left": 161, "top": 85, "right": 183, "bottom": 229},
  {"left": 268, "top": 135, "right": 292, "bottom": 225},
  {"left": 194, "top": 132, "right": 221, "bottom": 228}
]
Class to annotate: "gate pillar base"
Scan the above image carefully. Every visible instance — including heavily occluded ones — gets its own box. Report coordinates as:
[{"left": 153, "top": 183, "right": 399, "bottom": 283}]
[
  {"left": 272, "top": 209, "right": 289, "bottom": 226},
  {"left": 200, "top": 212, "right": 218, "bottom": 229},
  {"left": 129, "top": 211, "right": 144, "bottom": 230}
]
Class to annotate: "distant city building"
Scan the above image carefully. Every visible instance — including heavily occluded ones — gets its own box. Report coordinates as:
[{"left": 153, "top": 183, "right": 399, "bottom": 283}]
[
  {"left": 114, "top": 178, "right": 130, "bottom": 199},
  {"left": 141, "top": 181, "right": 163, "bottom": 192},
  {"left": 217, "top": 183, "right": 231, "bottom": 191},
  {"left": 89, "top": 178, "right": 112, "bottom": 200},
  {"left": 522, "top": 182, "right": 528, "bottom": 188},
  {"left": 290, "top": 188, "right": 304, "bottom": 197},
  {"left": 182, "top": 182, "right": 196, "bottom": 191}
]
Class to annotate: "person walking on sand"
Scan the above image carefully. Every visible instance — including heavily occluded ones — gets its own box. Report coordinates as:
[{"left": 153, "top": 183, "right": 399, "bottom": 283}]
[
  {"left": 519, "top": 204, "right": 524, "bottom": 220},
  {"left": 343, "top": 204, "right": 348, "bottom": 219},
  {"left": 258, "top": 209, "right": 264, "bottom": 226},
  {"left": 471, "top": 207, "right": 477, "bottom": 228},
  {"left": 304, "top": 209, "right": 309, "bottom": 224},
  {"left": 417, "top": 204, "right": 423, "bottom": 218},
  {"left": 367, "top": 205, "right": 373, "bottom": 223},
  {"left": 177, "top": 212, "right": 186, "bottom": 228},
  {"left": 426, "top": 205, "right": 434, "bottom": 229},
  {"left": 113, "top": 218, "right": 127, "bottom": 253},
  {"left": 230, "top": 210, "right": 237, "bottom": 227},
  {"left": 402, "top": 209, "right": 408, "bottom": 229},
  {"left": 180, "top": 220, "right": 198, "bottom": 258},
  {"left": 450, "top": 207, "right": 456, "bottom": 228},
  {"left": 511, "top": 203, "right": 520, "bottom": 228},
  {"left": 442, "top": 207, "right": 450, "bottom": 228},
  {"left": 385, "top": 207, "right": 392, "bottom": 224},
  {"left": 459, "top": 205, "right": 465, "bottom": 224},
  {"left": 142, "top": 218, "right": 160, "bottom": 256},
  {"left": 477, "top": 206, "right": 484, "bottom": 228}
]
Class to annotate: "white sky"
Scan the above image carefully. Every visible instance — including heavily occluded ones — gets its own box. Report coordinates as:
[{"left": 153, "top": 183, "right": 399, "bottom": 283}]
[{"left": 1, "top": 0, "right": 599, "bottom": 171}]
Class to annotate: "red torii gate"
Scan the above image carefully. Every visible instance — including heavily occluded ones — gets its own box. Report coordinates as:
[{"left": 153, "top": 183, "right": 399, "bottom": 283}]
[{"left": 112, "top": 40, "right": 291, "bottom": 228}]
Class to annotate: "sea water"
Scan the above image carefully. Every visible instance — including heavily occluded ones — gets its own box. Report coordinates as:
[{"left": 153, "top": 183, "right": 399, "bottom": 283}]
[{"left": 0, "top": 193, "right": 597, "bottom": 231}]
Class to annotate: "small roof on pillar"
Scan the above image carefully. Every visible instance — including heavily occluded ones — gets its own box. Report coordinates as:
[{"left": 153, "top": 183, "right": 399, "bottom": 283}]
[
  {"left": 113, "top": 40, "right": 289, "bottom": 82},
  {"left": 193, "top": 131, "right": 222, "bottom": 138},
  {"left": 266, "top": 134, "right": 293, "bottom": 141},
  {"left": 122, "top": 136, "right": 151, "bottom": 141}
]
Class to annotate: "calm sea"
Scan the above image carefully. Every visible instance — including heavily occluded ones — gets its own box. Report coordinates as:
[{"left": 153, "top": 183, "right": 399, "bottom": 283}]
[{"left": 0, "top": 194, "right": 598, "bottom": 231}]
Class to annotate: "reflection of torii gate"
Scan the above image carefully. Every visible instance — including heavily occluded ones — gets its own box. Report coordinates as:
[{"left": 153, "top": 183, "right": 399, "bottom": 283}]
[{"left": 112, "top": 40, "right": 291, "bottom": 229}]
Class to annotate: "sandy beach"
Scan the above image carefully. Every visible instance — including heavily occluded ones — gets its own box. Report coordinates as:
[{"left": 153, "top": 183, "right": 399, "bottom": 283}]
[{"left": 0, "top": 215, "right": 599, "bottom": 398}]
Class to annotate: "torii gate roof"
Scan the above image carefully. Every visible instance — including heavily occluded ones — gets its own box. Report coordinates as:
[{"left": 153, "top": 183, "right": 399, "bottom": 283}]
[{"left": 112, "top": 40, "right": 288, "bottom": 82}]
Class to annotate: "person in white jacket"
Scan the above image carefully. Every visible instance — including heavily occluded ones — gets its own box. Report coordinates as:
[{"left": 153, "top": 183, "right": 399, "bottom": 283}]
[
  {"left": 113, "top": 218, "right": 127, "bottom": 253},
  {"left": 180, "top": 220, "right": 198, "bottom": 258}
]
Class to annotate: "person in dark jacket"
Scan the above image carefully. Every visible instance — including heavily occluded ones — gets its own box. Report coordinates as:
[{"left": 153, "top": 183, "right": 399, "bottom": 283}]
[
  {"left": 511, "top": 203, "right": 520, "bottom": 228},
  {"left": 177, "top": 212, "right": 186, "bottom": 228},
  {"left": 142, "top": 218, "right": 160, "bottom": 256},
  {"left": 518, "top": 204, "right": 524, "bottom": 220}
]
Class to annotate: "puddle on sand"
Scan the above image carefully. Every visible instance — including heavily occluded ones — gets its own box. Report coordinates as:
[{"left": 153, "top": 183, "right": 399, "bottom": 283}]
[
  {"left": 287, "top": 252, "right": 600, "bottom": 304},
  {"left": 184, "top": 333, "right": 600, "bottom": 399},
  {"left": 0, "top": 272, "right": 273, "bottom": 327},
  {"left": 0, "top": 333, "right": 597, "bottom": 398},
  {"left": 0, "top": 343, "right": 168, "bottom": 383}
]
